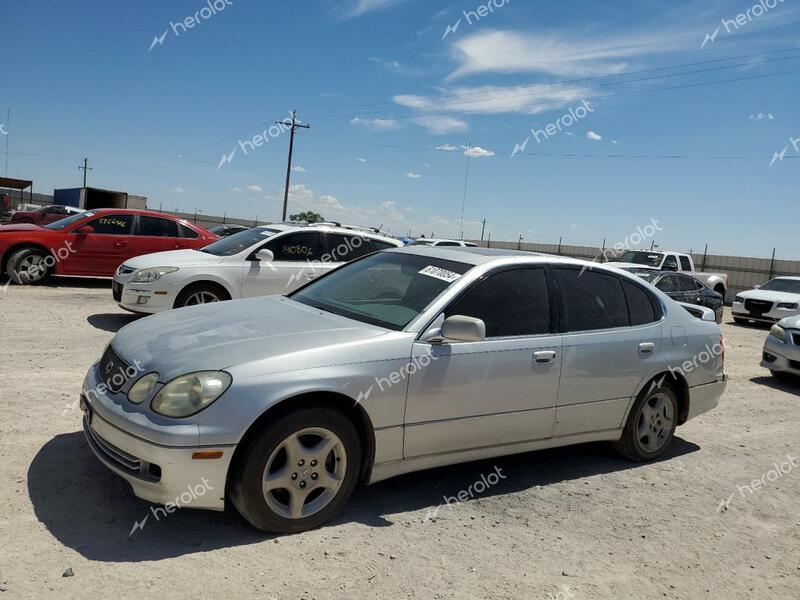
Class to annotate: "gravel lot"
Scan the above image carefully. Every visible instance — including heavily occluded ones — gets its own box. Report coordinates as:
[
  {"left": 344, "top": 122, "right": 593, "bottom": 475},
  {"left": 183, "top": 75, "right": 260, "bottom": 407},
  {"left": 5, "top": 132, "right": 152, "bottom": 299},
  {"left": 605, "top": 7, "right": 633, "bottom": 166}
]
[{"left": 0, "top": 278, "right": 798, "bottom": 600}]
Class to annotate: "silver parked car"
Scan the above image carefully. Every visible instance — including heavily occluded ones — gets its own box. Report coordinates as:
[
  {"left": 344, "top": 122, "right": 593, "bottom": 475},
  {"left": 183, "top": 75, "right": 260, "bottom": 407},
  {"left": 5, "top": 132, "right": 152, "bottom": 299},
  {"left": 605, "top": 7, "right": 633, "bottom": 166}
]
[
  {"left": 761, "top": 314, "right": 800, "bottom": 379},
  {"left": 80, "top": 248, "right": 727, "bottom": 533}
]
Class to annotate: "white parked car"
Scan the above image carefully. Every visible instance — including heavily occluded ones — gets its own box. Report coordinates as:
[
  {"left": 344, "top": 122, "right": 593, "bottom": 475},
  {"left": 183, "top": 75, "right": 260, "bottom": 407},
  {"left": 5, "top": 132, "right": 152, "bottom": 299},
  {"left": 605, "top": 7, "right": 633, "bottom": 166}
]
[
  {"left": 761, "top": 315, "right": 800, "bottom": 379},
  {"left": 112, "top": 223, "right": 403, "bottom": 313},
  {"left": 732, "top": 277, "right": 800, "bottom": 324},
  {"left": 409, "top": 238, "right": 478, "bottom": 248}
]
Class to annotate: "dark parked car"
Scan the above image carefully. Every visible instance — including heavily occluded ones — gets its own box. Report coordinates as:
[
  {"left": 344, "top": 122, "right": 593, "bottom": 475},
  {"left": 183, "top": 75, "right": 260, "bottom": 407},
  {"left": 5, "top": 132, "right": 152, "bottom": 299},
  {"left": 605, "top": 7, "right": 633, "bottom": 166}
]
[
  {"left": 208, "top": 224, "right": 251, "bottom": 237},
  {"left": 635, "top": 271, "right": 724, "bottom": 323},
  {"left": 9, "top": 204, "right": 84, "bottom": 226}
]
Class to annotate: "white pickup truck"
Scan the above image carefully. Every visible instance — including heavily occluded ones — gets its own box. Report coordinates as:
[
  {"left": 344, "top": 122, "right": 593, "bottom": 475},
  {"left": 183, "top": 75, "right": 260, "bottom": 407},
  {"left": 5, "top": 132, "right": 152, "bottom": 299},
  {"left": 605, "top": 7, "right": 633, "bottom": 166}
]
[{"left": 606, "top": 250, "right": 729, "bottom": 299}]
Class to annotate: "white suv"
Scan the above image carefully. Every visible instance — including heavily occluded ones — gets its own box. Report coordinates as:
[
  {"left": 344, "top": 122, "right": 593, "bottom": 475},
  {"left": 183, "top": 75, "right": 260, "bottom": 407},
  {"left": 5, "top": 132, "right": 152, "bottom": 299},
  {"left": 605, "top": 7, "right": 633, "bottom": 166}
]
[
  {"left": 112, "top": 223, "right": 403, "bottom": 314},
  {"left": 409, "top": 238, "right": 478, "bottom": 247}
]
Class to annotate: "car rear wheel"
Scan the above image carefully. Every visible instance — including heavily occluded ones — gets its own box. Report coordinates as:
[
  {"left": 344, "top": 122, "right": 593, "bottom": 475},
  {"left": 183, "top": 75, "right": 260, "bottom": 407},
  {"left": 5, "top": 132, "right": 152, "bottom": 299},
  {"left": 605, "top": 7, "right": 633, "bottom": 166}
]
[
  {"left": 7, "top": 248, "right": 54, "bottom": 285},
  {"left": 174, "top": 283, "right": 229, "bottom": 308},
  {"left": 770, "top": 370, "right": 794, "bottom": 382},
  {"left": 614, "top": 381, "right": 678, "bottom": 461},
  {"left": 230, "top": 406, "right": 361, "bottom": 533}
]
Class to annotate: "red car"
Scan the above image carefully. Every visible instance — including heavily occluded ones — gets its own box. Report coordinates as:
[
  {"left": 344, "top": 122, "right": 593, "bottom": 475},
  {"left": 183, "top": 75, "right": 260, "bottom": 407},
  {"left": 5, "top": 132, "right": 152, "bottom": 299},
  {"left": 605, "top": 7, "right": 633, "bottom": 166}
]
[
  {"left": 9, "top": 204, "right": 84, "bottom": 225},
  {"left": 0, "top": 208, "right": 219, "bottom": 284}
]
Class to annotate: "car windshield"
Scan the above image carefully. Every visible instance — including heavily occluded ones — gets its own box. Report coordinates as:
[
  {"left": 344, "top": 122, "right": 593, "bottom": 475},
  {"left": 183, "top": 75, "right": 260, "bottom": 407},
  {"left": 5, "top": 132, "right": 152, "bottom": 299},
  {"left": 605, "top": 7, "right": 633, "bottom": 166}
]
[
  {"left": 291, "top": 251, "right": 473, "bottom": 330},
  {"left": 618, "top": 251, "right": 663, "bottom": 267},
  {"left": 44, "top": 211, "right": 94, "bottom": 230},
  {"left": 201, "top": 227, "right": 280, "bottom": 256},
  {"left": 760, "top": 278, "right": 800, "bottom": 294},
  {"left": 409, "top": 240, "right": 434, "bottom": 246}
]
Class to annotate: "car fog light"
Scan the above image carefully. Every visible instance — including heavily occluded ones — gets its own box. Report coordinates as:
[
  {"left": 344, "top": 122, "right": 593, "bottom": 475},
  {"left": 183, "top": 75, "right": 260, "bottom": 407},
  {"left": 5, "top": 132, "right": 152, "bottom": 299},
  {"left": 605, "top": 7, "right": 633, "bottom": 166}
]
[{"left": 137, "top": 296, "right": 150, "bottom": 305}]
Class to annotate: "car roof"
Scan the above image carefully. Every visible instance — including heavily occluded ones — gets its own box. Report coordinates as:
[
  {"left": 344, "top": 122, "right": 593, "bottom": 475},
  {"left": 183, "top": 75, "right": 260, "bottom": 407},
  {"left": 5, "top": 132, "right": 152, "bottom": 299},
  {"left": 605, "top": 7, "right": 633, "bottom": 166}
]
[
  {"left": 264, "top": 223, "right": 401, "bottom": 243},
  {"left": 80, "top": 208, "right": 191, "bottom": 219},
  {"left": 387, "top": 245, "right": 586, "bottom": 266},
  {"left": 773, "top": 276, "right": 800, "bottom": 281}
]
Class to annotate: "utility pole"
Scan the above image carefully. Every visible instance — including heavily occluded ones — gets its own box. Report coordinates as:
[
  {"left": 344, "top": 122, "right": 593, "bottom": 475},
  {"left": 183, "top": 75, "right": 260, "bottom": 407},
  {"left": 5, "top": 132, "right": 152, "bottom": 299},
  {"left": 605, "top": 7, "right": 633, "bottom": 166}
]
[
  {"left": 278, "top": 110, "right": 310, "bottom": 221},
  {"left": 480, "top": 219, "right": 486, "bottom": 241},
  {"left": 78, "top": 157, "right": 93, "bottom": 187},
  {"left": 459, "top": 142, "right": 471, "bottom": 240},
  {"left": 3, "top": 108, "right": 9, "bottom": 176}
]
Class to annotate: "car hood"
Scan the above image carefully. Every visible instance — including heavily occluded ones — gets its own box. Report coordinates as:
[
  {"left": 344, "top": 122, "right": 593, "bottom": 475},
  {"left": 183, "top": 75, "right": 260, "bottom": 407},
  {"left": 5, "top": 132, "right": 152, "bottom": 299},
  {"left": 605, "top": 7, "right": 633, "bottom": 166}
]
[
  {"left": 123, "top": 249, "right": 225, "bottom": 269},
  {"left": 778, "top": 314, "right": 800, "bottom": 329},
  {"left": 737, "top": 289, "right": 800, "bottom": 303},
  {"left": 0, "top": 223, "right": 44, "bottom": 233},
  {"left": 111, "top": 295, "right": 390, "bottom": 380},
  {"left": 604, "top": 262, "right": 659, "bottom": 271}
]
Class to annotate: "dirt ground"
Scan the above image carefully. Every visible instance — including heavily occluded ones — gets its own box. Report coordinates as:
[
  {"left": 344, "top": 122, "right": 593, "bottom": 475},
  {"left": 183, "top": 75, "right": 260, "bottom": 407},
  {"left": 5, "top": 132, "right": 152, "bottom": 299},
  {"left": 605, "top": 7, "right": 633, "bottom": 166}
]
[{"left": 0, "top": 277, "right": 798, "bottom": 600}]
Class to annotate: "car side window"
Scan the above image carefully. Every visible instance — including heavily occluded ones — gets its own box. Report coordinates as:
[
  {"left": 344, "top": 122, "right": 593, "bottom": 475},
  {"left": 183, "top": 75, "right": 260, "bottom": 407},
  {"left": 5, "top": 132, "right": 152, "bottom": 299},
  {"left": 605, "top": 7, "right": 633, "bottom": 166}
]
[
  {"left": 46, "top": 206, "right": 66, "bottom": 215},
  {"left": 136, "top": 216, "right": 178, "bottom": 237},
  {"left": 373, "top": 241, "right": 397, "bottom": 251},
  {"left": 446, "top": 268, "right": 550, "bottom": 337},
  {"left": 679, "top": 256, "right": 692, "bottom": 271},
  {"left": 663, "top": 255, "right": 679, "bottom": 271},
  {"left": 555, "top": 268, "right": 629, "bottom": 332},
  {"left": 83, "top": 214, "right": 134, "bottom": 235},
  {"left": 436, "top": 241, "right": 460, "bottom": 247},
  {"left": 325, "top": 234, "right": 375, "bottom": 262},
  {"left": 178, "top": 223, "right": 199, "bottom": 239},
  {"left": 622, "top": 279, "right": 659, "bottom": 325},
  {"left": 266, "top": 232, "right": 323, "bottom": 262},
  {"left": 655, "top": 275, "right": 677, "bottom": 293},
  {"left": 676, "top": 275, "right": 698, "bottom": 292}
]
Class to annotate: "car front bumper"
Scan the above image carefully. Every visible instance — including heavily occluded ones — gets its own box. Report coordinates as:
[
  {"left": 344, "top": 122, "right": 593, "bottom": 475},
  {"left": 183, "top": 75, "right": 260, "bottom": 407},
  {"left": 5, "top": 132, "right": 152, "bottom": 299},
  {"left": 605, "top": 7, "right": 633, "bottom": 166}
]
[
  {"left": 732, "top": 301, "right": 800, "bottom": 324},
  {"left": 761, "top": 333, "right": 800, "bottom": 376},
  {"left": 113, "top": 275, "right": 180, "bottom": 314},
  {"left": 80, "top": 365, "right": 233, "bottom": 511}
]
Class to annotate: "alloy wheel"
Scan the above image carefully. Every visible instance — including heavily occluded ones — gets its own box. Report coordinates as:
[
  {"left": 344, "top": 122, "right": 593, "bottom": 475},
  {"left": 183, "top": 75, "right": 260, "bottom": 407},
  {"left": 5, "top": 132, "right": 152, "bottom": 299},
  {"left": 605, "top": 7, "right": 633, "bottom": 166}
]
[
  {"left": 185, "top": 290, "right": 220, "bottom": 305},
  {"left": 636, "top": 392, "right": 675, "bottom": 453}
]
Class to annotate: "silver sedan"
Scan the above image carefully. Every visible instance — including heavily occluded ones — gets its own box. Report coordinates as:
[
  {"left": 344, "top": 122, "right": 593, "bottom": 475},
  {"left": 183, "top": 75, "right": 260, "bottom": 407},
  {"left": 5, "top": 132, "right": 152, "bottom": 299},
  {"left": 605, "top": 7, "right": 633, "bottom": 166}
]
[{"left": 81, "top": 247, "right": 727, "bottom": 533}]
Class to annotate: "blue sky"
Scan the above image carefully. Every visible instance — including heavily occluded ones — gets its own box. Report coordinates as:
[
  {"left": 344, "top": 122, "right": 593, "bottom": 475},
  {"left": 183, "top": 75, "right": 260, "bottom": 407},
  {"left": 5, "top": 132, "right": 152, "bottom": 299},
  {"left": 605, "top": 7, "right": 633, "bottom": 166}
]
[{"left": 2, "top": 0, "right": 799, "bottom": 257}]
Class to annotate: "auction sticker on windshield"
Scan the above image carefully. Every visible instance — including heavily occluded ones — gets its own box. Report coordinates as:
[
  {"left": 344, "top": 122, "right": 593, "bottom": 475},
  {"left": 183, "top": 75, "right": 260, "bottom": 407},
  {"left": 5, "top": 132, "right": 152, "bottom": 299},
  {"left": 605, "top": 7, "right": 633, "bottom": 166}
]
[{"left": 419, "top": 265, "right": 461, "bottom": 283}]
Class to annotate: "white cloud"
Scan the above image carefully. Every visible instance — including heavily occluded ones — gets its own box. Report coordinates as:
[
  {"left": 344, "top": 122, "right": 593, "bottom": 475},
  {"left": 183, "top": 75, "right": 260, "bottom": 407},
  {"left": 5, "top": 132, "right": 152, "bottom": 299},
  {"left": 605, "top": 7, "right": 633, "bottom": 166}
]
[
  {"left": 357, "top": 157, "right": 367, "bottom": 162},
  {"left": 750, "top": 112, "right": 775, "bottom": 121},
  {"left": 248, "top": 184, "right": 264, "bottom": 193},
  {"left": 586, "top": 131, "right": 602, "bottom": 141},
  {"left": 351, "top": 116, "right": 401, "bottom": 131},
  {"left": 464, "top": 146, "right": 495, "bottom": 158},
  {"left": 318, "top": 195, "right": 344, "bottom": 210},
  {"left": 413, "top": 115, "right": 469, "bottom": 135},
  {"left": 291, "top": 165, "right": 307, "bottom": 173},
  {"left": 369, "top": 56, "right": 401, "bottom": 70},
  {"left": 288, "top": 183, "right": 314, "bottom": 202},
  {"left": 406, "top": 172, "right": 421, "bottom": 179},
  {"left": 435, "top": 144, "right": 459, "bottom": 152},
  {"left": 394, "top": 83, "right": 592, "bottom": 117},
  {"left": 231, "top": 187, "right": 242, "bottom": 193},
  {"left": 447, "top": 28, "right": 694, "bottom": 79},
  {"left": 611, "top": 139, "right": 618, "bottom": 145},
  {"left": 173, "top": 186, "right": 185, "bottom": 193},
  {"left": 345, "top": 0, "right": 402, "bottom": 17}
]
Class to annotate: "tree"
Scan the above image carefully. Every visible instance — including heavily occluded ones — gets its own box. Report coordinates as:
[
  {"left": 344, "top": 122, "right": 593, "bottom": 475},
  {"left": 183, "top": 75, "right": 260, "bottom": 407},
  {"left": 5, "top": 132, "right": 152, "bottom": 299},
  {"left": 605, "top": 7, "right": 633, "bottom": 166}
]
[{"left": 289, "top": 211, "right": 324, "bottom": 223}]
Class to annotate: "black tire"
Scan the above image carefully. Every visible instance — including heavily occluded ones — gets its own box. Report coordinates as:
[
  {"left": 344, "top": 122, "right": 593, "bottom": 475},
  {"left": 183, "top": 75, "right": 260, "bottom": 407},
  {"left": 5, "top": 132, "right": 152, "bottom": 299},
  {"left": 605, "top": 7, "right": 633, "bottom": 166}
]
[
  {"left": 229, "top": 406, "right": 362, "bottom": 534},
  {"left": 7, "top": 247, "right": 54, "bottom": 285},
  {"left": 770, "top": 370, "right": 794, "bottom": 382},
  {"left": 733, "top": 317, "right": 748, "bottom": 325},
  {"left": 714, "top": 285, "right": 726, "bottom": 298},
  {"left": 173, "top": 282, "right": 229, "bottom": 308},
  {"left": 614, "top": 381, "right": 679, "bottom": 462}
]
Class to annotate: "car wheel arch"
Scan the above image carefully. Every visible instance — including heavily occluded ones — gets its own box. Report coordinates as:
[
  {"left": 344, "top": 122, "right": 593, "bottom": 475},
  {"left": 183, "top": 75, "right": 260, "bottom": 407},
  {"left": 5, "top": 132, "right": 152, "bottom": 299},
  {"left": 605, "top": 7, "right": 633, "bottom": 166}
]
[
  {"left": 2, "top": 243, "right": 56, "bottom": 274},
  {"left": 174, "top": 280, "right": 233, "bottom": 307},
  {"left": 225, "top": 391, "right": 377, "bottom": 496},
  {"left": 628, "top": 371, "right": 690, "bottom": 427}
]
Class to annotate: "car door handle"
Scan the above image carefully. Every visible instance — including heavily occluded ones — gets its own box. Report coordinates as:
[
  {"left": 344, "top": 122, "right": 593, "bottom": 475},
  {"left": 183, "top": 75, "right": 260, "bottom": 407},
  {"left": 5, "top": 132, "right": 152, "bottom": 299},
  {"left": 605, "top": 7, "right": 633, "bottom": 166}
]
[
  {"left": 114, "top": 240, "right": 128, "bottom": 248},
  {"left": 639, "top": 342, "right": 656, "bottom": 355},
  {"left": 533, "top": 351, "right": 557, "bottom": 364}
]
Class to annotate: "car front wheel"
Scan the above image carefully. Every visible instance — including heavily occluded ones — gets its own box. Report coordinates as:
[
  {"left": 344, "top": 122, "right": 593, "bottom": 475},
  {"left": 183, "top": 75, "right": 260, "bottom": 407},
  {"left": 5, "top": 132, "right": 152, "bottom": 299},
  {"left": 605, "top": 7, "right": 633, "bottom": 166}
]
[
  {"left": 614, "top": 381, "right": 678, "bottom": 461},
  {"left": 230, "top": 406, "right": 361, "bottom": 533},
  {"left": 7, "top": 248, "right": 54, "bottom": 285}
]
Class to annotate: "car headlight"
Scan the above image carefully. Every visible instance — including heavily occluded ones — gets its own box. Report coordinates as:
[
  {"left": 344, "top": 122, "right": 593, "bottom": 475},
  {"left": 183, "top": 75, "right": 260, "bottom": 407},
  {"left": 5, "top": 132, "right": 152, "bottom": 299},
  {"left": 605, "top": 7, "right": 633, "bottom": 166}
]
[
  {"left": 131, "top": 267, "right": 179, "bottom": 283},
  {"left": 777, "top": 302, "right": 798, "bottom": 309},
  {"left": 150, "top": 371, "right": 232, "bottom": 417},
  {"left": 734, "top": 295, "right": 744, "bottom": 303},
  {"left": 769, "top": 325, "right": 787, "bottom": 343},
  {"left": 127, "top": 373, "right": 159, "bottom": 404}
]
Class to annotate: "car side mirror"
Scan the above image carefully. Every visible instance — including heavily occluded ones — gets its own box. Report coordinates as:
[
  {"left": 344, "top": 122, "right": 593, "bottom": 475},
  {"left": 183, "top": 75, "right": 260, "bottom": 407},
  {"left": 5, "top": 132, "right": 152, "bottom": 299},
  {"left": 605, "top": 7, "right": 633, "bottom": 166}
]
[
  {"left": 74, "top": 225, "right": 94, "bottom": 235},
  {"left": 255, "top": 249, "right": 274, "bottom": 262},
  {"left": 440, "top": 315, "right": 486, "bottom": 343}
]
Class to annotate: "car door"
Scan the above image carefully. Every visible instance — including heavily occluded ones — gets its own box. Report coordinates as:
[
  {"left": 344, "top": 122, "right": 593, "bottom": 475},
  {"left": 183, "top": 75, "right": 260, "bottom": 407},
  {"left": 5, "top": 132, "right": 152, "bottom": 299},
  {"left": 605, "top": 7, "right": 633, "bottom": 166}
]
[
  {"left": 63, "top": 214, "right": 135, "bottom": 275},
  {"left": 552, "top": 267, "right": 663, "bottom": 437},
  {"left": 130, "top": 215, "right": 175, "bottom": 257},
  {"left": 240, "top": 231, "right": 325, "bottom": 297},
  {"left": 404, "top": 267, "right": 562, "bottom": 458}
]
